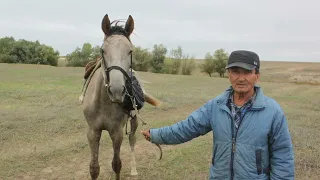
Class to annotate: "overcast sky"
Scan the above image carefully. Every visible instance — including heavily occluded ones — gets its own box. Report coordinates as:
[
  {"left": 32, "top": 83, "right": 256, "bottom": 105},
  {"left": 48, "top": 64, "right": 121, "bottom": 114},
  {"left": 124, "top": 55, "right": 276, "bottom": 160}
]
[{"left": 1, "top": 0, "right": 319, "bottom": 62}]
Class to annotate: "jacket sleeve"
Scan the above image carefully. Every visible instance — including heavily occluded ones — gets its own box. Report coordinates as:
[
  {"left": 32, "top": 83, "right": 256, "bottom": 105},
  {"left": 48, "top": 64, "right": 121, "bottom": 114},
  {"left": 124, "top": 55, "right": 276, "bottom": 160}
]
[
  {"left": 269, "top": 110, "right": 295, "bottom": 180},
  {"left": 149, "top": 101, "right": 213, "bottom": 145}
]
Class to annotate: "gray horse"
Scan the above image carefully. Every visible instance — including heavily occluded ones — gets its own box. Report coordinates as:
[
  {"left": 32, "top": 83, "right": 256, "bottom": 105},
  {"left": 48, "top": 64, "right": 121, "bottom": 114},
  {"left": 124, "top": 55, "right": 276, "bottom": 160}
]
[{"left": 82, "top": 14, "right": 161, "bottom": 180}]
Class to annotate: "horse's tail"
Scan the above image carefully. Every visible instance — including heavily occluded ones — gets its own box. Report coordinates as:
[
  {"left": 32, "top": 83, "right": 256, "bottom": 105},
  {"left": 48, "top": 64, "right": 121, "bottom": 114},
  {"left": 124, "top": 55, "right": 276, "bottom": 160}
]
[{"left": 144, "top": 93, "right": 162, "bottom": 107}]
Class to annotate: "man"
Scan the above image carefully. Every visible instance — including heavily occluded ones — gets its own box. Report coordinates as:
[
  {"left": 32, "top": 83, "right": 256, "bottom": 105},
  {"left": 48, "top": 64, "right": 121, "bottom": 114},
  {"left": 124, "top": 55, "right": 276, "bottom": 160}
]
[{"left": 141, "top": 50, "right": 294, "bottom": 179}]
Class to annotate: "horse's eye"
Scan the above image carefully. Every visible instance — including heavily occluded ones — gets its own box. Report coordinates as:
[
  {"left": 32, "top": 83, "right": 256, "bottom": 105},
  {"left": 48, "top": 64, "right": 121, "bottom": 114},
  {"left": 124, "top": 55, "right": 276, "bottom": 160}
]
[{"left": 128, "top": 50, "right": 133, "bottom": 55}]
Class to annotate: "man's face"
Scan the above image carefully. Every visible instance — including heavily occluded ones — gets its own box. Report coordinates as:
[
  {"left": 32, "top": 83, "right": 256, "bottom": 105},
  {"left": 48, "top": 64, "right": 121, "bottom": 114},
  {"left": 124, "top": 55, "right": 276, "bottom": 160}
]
[{"left": 228, "top": 67, "right": 260, "bottom": 94}]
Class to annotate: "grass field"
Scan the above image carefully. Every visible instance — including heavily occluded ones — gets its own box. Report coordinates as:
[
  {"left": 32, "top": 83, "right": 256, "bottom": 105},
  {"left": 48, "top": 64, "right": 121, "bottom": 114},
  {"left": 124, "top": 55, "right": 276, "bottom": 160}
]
[{"left": 1, "top": 61, "right": 320, "bottom": 180}]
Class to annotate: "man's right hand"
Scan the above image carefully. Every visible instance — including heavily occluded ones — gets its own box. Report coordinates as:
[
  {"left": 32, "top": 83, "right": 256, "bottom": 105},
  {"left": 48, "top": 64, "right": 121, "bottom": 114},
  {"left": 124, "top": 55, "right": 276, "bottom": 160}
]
[{"left": 140, "top": 129, "right": 151, "bottom": 141}]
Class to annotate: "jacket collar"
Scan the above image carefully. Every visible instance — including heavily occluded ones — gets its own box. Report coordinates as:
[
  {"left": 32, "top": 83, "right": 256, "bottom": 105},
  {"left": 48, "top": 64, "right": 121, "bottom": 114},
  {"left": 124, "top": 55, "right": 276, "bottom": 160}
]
[{"left": 217, "top": 84, "right": 266, "bottom": 110}]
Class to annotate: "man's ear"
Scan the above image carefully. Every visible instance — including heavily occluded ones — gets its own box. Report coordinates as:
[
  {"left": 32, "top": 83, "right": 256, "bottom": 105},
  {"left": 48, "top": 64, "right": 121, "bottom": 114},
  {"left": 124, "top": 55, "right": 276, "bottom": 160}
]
[
  {"left": 255, "top": 72, "right": 260, "bottom": 84},
  {"left": 227, "top": 69, "right": 231, "bottom": 79}
]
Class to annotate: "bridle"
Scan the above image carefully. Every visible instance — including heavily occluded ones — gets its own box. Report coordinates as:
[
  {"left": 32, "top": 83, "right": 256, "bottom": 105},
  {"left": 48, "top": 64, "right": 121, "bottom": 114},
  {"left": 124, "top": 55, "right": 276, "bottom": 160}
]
[
  {"left": 100, "top": 22, "right": 134, "bottom": 89},
  {"left": 99, "top": 34, "right": 134, "bottom": 103},
  {"left": 100, "top": 48, "right": 133, "bottom": 86}
]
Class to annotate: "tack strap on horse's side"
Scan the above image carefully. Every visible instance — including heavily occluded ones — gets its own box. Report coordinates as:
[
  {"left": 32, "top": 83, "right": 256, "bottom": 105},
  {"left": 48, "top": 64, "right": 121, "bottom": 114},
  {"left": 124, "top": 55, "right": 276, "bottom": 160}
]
[{"left": 79, "top": 60, "right": 102, "bottom": 103}]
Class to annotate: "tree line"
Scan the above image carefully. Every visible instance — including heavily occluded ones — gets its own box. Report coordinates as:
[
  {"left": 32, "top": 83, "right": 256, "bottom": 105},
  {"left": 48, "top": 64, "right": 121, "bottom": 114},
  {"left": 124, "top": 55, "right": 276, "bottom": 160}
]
[
  {"left": 65, "top": 42, "right": 228, "bottom": 77},
  {"left": 0, "top": 37, "right": 60, "bottom": 66},
  {"left": 0, "top": 37, "right": 228, "bottom": 77}
]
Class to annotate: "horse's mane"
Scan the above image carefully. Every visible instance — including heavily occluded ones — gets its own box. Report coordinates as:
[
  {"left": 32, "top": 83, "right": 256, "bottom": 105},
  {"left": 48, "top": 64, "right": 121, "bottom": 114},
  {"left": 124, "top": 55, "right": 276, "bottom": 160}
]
[{"left": 105, "top": 20, "right": 131, "bottom": 41}]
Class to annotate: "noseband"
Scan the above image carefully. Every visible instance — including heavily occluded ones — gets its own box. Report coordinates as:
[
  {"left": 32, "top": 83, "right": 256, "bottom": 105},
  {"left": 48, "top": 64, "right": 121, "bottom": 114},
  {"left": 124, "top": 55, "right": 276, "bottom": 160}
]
[{"left": 100, "top": 48, "right": 133, "bottom": 85}]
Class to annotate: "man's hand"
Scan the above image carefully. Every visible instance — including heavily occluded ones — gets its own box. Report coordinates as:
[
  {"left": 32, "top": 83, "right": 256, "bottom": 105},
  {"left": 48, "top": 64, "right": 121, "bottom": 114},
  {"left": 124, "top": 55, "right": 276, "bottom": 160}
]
[
  {"left": 141, "top": 128, "right": 163, "bottom": 160},
  {"left": 141, "top": 129, "right": 151, "bottom": 141}
]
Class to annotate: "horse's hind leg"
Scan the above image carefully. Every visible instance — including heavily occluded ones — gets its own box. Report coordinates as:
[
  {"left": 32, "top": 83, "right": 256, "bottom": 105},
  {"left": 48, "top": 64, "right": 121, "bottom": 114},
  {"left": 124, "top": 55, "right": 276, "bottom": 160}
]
[
  {"left": 129, "top": 116, "right": 138, "bottom": 176},
  {"left": 87, "top": 127, "right": 102, "bottom": 180},
  {"left": 109, "top": 127, "right": 123, "bottom": 180}
]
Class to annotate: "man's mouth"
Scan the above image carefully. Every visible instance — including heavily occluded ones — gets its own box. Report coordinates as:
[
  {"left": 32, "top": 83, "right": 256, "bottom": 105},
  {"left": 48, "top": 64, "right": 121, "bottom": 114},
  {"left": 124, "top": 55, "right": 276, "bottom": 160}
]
[{"left": 236, "top": 84, "right": 247, "bottom": 86}]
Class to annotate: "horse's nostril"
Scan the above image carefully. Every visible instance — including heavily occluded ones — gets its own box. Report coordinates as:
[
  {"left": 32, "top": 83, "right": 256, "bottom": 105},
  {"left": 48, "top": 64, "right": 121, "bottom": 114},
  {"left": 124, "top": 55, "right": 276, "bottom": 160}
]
[{"left": 107, "top": 85, "right": 125, "bottom": 102}]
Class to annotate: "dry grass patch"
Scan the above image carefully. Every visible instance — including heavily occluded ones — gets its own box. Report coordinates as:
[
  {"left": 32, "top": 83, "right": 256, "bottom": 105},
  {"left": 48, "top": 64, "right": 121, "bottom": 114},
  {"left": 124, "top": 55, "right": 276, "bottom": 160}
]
[{"left": 0, "top": 62, "right": 320, "bottom": 179}]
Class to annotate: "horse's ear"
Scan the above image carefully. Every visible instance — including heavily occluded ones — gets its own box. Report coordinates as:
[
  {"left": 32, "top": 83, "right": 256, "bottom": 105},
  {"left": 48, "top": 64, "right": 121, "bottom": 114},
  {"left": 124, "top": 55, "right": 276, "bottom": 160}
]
[
  {"left": 102, "top": 14, "right": 111, "bottom": 35},
  {"left": 125, "top": 15, "right": 134, "bottom": 36}
]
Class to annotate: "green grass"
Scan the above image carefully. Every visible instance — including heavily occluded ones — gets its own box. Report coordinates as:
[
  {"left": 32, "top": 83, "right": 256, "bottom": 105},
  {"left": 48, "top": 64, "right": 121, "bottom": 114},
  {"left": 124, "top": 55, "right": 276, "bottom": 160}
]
[{"left": 0, "top": 62, "right": 320, "bottom": 179}]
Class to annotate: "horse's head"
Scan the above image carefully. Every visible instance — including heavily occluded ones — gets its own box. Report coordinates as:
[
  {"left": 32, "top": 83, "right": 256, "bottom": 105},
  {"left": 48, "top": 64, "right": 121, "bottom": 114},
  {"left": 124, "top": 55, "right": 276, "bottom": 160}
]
[{"left": 100, "top": 14, "right": 134, "bottom": 103}]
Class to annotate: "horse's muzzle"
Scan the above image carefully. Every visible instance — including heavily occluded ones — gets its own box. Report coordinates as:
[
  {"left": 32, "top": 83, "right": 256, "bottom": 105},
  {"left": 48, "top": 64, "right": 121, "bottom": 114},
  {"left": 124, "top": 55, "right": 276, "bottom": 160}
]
[{"left": 107, "top": 84, "right": 126, "bottom": 103}]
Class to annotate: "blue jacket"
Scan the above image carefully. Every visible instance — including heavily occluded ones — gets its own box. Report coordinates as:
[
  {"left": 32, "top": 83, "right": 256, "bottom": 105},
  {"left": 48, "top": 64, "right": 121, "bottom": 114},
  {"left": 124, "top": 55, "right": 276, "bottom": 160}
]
[{"left": 150, "top": 86, "right": 294, "bottom": 180}]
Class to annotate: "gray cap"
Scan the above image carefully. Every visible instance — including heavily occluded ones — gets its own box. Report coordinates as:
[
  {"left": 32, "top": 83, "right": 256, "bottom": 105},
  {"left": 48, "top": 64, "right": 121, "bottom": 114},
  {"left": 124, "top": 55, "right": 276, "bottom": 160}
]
[{"left": 225, "top": 50, "right": 260, "bottom": 70}]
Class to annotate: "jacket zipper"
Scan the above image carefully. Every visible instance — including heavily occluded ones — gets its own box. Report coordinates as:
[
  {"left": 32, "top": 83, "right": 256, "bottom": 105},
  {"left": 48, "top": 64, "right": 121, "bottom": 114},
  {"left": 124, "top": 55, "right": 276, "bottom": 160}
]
[
  {"left": 230, "top": 111, "right": 247, "bottom": 180},
  {"left": 230, "top": 118, "right": 235, "bottom": 180}
]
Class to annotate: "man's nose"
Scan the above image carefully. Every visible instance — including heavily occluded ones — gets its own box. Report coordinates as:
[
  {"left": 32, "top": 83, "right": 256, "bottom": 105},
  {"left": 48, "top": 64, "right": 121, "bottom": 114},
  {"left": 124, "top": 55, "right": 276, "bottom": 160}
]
[{"left": 237, "top": 73, "right": 246, "bottom": 80}]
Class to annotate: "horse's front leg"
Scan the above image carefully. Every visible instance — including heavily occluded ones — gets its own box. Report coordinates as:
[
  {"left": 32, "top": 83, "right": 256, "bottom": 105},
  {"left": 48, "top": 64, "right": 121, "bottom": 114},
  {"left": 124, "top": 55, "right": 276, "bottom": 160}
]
[
  {"left": 87, "top": 127, "right": 102, "bottom": 180},
  {"left": 129, "top": 115, "right": 138, "bottom": 176},
  {"left": 109, "top": 127, "right": 123, "bottom": 180}
]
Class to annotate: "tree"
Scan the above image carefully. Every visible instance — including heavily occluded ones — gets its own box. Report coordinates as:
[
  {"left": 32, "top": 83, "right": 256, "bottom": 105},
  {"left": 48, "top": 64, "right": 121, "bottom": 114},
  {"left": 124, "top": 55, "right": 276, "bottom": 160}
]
[
  {"left": 169, "top": 46, "right": 183, "bottom": 74},
  {"left": 200, "top": 49, "right": 228, "bottom": 77},
  {"left": 181, "top": 55, "right": 196, "bottom": 75},
  {"left": 82, "top": 43, "right": 93, "bottom": 59},
  {"left": 0, "top": 37, "right": 59, "bottom": 66},
  {"left": 91, "top": 45, "right": 101, "bottom": 61},
  {"left": 213, "top": 49, "right": 228, "bottom": 77},
  {"left": 66, "top": 47, "right": 83, "bottom": 67},
  {"left": 200, "top": 52, "right": 215, "bottom": 77},
  {"left": 0, "top": 37, "right": 15, "bottom": 56},
  {"left": 43, "top": 45, "right": 60, "bottom": 66},
  {"left": 132, "top": 46, "right": 151, "bottom": 72},
  {"left": 66, "top": 43, "right": 100, "bottom": 67},
  {"left": 150, "top": 44, "right": 167, "bottom": 73}
]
